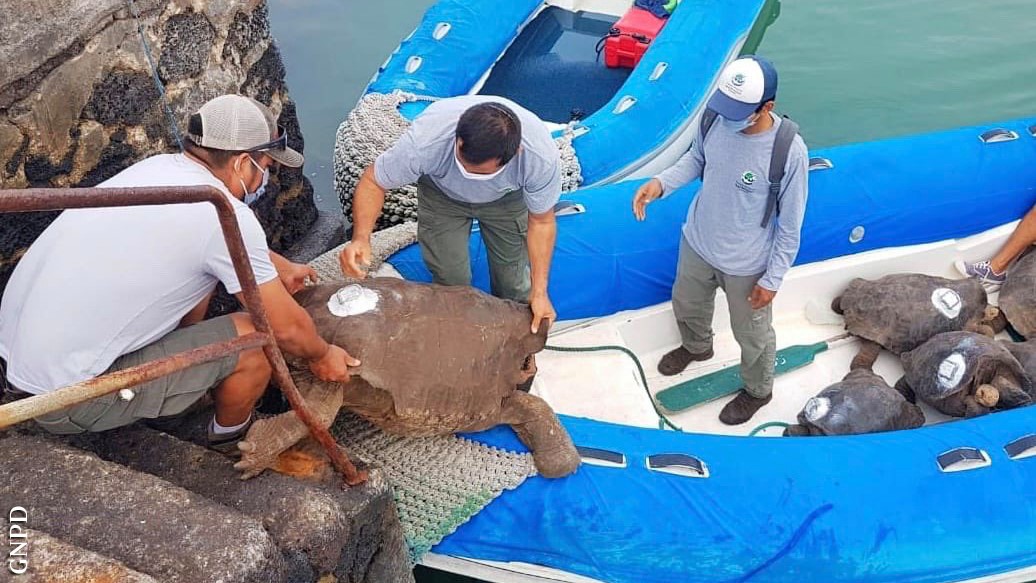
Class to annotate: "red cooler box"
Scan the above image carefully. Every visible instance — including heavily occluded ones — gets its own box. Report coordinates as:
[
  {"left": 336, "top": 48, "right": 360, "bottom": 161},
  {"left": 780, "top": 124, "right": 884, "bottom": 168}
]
[{"left": 603, "top": 7, "right": 667, "bottom": 69}]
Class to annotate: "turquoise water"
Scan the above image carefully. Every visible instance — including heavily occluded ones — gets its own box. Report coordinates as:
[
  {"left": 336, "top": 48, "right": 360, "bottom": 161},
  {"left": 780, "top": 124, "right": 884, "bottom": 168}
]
[
  {"left": 269, "top": 0, "right": 1036, "bottom": 212},
  {"left": 264, "top": 1, "right": 1036, "bottom": 580}
]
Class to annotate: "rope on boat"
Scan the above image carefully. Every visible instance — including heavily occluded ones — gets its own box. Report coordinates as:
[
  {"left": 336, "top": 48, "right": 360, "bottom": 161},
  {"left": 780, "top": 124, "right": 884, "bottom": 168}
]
[
  {"left": 333, "top": 91, "right": 584, "bottom": 230},
  {"left": 544, "top": 344, "right": 682, "bottom": 432}
]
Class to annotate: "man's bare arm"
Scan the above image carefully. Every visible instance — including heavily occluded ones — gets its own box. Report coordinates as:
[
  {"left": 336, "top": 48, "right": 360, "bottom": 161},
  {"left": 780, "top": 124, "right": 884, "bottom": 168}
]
[{"left": 527, "top": 209, "right": 557, "bottom": 333}]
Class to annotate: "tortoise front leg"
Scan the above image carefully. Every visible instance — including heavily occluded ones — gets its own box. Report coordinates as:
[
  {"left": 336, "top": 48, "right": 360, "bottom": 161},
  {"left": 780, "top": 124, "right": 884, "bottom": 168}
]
[
  {"left": 782, "top": 424, "right": 812, "bottom": 437},
  {"left": 850, "top": 340, "right": 882, "bottom": 371},
  {"left": 830, "top": 295, "right": 845, "bottom": 315},
  {"left": 893, "top": 376, "right": 917, "bottom": 404},
  {"left": 499, "top": 391, "right": 580, "bottom": 478},
  {"left": 234, "top": 377, "right": 346, "bottom": 480},
  {"left": 962, "top": 394, "right": 992, "bottom": 418},
  {"left": 992, "top": 375, "right": 1032, "bottom": 409}
]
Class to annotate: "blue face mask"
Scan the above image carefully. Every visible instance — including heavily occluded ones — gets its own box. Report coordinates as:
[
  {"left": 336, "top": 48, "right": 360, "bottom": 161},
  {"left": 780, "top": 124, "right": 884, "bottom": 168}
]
[
  {"left": 722, "top": 112, "right": 759, "bottom": 133},
  {"left": 239, "top": 156, "right": 269, "bottom": 206}
]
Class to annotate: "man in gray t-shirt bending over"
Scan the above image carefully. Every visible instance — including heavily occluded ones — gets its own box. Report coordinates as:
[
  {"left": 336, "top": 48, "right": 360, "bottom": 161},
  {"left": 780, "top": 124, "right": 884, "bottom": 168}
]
[
  {"left": 633, "top": 56, "right": 809, "bottom": 425},
  {"left": 340, "top": 95, "right": 562, "bottom": 334}
]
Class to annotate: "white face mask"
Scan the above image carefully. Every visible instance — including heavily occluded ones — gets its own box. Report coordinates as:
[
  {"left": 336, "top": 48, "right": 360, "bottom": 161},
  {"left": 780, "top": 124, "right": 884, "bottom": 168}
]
[
  {"left": 239, "top": 156, "right": 270, "bottom": 206},
  {"left": 454, "top": 152, "right": 505, "bottom": 181},
  {"left": 722, "top": 112, "right": 760, "bottom": 133}
]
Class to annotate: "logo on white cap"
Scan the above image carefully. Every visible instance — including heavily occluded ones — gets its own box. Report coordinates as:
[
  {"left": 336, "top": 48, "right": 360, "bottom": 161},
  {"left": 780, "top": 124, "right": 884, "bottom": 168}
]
[{"left": 717, "top": 59, "right": 766, "bottom": 104}]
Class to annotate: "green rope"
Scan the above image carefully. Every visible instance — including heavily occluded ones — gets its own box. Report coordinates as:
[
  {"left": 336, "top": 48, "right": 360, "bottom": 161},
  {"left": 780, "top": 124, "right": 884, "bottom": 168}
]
[
  {"left": 748, "top": 421, "right": 790, "bottom": 436},
  {"left": 544, "top": 344, "right": 682, "bottom": 432}
]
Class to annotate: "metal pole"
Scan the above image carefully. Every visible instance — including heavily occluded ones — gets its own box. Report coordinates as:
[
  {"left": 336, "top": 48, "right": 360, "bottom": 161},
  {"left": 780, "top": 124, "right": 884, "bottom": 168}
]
[
  {"left": 0, "top": 333, "right": 268, "bottom": 429},
  {"left": 0, "top": 186, "right": 364, "bottom": 485},
  {"left": 210, "top": 193, "right": 367, "bottom": 486}
]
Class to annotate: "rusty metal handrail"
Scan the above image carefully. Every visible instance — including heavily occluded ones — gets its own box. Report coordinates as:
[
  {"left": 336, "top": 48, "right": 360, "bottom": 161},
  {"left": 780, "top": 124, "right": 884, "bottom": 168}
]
[{"left": 0, "top": 186, "right": 364, "bottom": 485}]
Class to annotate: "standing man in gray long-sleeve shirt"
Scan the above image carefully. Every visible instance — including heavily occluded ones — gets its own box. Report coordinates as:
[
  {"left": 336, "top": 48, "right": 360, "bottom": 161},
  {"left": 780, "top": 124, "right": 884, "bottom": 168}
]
[{"left": 633, "top": 55, "right": 809, "bottom": 425}]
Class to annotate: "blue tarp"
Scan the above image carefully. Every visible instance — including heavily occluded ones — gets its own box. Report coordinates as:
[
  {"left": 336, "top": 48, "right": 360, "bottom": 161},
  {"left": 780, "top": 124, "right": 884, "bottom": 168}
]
[
  {"left": 390, "top": 117, "right": 1036, "bottom": 320},
  {"left": 437, "top": 407, "right": 1036, "bottom": 582},
  {"left": 366, "top": 0, "right": 767, "bottom": 184}
]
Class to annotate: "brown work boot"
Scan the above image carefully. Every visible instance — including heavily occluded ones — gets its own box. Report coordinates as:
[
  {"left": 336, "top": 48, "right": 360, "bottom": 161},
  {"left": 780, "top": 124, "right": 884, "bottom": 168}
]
[
  {"left": 657, "top": 346, "right": 714, "bottom": 376},
  {"left": 719, "top": 390, "right": 772, "bottom": 425}
]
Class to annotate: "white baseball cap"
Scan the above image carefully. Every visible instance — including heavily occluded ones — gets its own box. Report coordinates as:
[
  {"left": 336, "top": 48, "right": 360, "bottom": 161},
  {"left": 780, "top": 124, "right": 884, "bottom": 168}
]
[
  {"left": 706, "top": 55, "right": 779, "bottom": 121},
  {"left": 186, "top": 95, "right": 303, "bottom": 168}
]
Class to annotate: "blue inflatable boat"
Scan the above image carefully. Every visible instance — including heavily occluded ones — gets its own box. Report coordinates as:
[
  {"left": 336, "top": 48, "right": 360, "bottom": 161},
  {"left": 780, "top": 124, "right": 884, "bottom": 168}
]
[
  {"left": 390, "top": 117, "right": 1036, "bottom": 320},
  {"left": 363, "top": 0, "right": 774, "bottom": 186},
  {"left": 390, "top": 119, "right": 1036, "bottom": 582}
]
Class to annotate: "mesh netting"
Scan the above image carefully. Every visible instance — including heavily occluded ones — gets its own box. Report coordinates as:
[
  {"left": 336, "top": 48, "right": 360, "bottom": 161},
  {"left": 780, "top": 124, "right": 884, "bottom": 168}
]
[{"left": 332, "top": 412, "right": 535, "bottom": 562}]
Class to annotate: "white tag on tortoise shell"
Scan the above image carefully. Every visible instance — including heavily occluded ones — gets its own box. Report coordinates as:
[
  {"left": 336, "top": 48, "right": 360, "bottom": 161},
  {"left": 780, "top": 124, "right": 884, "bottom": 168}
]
[
  {"left": 328, "top": 284, "right": 379, "bottom": 317},
  {"left": 936, "top": 352, "right": 967, "bottom": 393},
  {"left": 931, "top": 288, "right": 962, "bottom": 319},
  {"left": 803, "top": 396, "right": 831, "bottom": 422}
]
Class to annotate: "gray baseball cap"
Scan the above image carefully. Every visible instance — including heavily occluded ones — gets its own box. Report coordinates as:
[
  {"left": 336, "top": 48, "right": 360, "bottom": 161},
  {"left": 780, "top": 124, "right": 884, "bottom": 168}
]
[{"left": 186, "top": 95, "right": 303, "bottom": 168}]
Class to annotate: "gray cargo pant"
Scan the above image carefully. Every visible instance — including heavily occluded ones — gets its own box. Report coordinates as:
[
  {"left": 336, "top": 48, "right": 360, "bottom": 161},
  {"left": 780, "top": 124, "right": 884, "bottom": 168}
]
[
  {"left": 417, "top": 176, "right": 531, "bottom": 302},
  {"left": 31, "top": 315, "right": 239, "bottom": 434},
  {"left": 672, "top": 239, "right": 776, "bottom": 398}
]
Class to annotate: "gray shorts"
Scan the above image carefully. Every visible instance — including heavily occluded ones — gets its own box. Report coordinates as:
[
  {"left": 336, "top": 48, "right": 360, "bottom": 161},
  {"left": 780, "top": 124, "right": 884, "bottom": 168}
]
[{"left": 34, "top": 315, "right": 240, "bottom": 434}]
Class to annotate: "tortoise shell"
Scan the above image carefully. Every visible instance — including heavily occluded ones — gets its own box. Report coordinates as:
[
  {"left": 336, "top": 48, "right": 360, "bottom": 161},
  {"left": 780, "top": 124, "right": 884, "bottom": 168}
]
[
  {"left": 294, "top": 278, "right": 545, "bottom": 435},
  {"left": 798, "top": 369, "right": 923, "bottom": 435},
  {"left": 838, "top": 274, "right": 989, "bottom": 355}
]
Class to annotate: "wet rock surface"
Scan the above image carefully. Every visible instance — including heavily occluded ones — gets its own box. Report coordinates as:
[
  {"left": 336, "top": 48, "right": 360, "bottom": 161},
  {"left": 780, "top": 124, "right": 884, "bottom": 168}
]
[
  {"left": 0, "top": 0, "right": 318, "bottom": 298},
  {"left": 0, "top": 432, "right": 289, "bottom": 582},
  {"left": 0, "top": 423, "right": 414, "bottom": 582},
  {"left": 68, "top": 423, "right": 410, "bottom": 581},
  {"left": 0, "top": 529, "right": 159, "bottom": 583}
]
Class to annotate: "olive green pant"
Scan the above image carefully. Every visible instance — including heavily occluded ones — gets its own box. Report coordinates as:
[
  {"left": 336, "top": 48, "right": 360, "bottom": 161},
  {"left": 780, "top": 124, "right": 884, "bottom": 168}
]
[
  {"left": 672, "top": 239, "right": 776, "bottom": 398},
  {"left": 32, "top": 315, "right": 240, "bottom": 434},
  {"left": 417, "top": 176, "right": 530, "bottom": 302}
]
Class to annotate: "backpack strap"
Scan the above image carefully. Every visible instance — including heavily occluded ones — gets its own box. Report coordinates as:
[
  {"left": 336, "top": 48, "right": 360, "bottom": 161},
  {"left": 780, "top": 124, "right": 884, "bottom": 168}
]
[
  {"left": 697, "top": 109, "right": 719, "bottom": 165},
  {"left": 761, "top": 116, "right": 799, "bottom": 228}
]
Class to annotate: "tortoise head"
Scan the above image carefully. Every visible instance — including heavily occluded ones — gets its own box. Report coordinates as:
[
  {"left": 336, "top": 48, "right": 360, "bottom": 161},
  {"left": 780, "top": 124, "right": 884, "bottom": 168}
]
[
  {"left": 983, "top": 305, "right": 1008, "bottom": 333},
  {"left": 975, "top": 383, "right": 1000, "bottom": 408}
]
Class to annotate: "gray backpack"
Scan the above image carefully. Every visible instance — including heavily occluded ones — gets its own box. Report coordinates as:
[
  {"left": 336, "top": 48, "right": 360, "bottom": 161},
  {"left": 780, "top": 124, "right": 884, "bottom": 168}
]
[{"left": 698, "top": 109, "right": 800, "bottom": 228}]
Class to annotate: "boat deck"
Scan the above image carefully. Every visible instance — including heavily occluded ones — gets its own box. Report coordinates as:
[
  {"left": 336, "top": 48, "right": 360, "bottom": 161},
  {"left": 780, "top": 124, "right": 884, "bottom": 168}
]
[
  {"left": 533, "top": 220, "right": 1020, "bottom": 437},
  {"left": 478, "top": 6, "right": 632, "bottom": 123}
]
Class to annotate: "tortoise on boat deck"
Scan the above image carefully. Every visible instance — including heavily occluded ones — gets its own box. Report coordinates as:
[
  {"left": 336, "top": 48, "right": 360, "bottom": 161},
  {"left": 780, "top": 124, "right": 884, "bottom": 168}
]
[
  {"left": 1002, "top": 339, "right": 1036, "bottom": 386},
  {"left": 832, "top": 274, "right": 1001, "bottom": 371},
  {"left": 998, "top": 249, "right": 1036, "bottom": 338},
  {"left": 234, "top": 278, "right": 581, "bottom": 479},
  {"left": 896, "top": 331, "right": 1033, "bottom": 418},
  {"left": 784, "top": 369, "right": 924, "bottom": 436}
]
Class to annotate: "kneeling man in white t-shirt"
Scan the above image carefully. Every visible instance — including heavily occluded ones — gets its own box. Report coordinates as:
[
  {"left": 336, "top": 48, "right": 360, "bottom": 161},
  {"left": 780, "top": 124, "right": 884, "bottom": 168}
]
[{"left": 0, "top": 95, "right": 359, "bottom": 452}]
